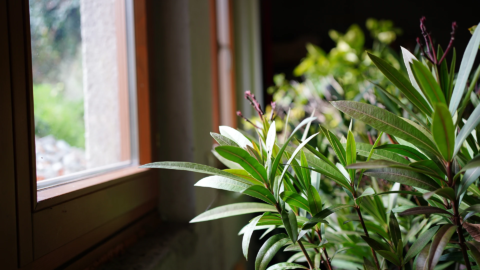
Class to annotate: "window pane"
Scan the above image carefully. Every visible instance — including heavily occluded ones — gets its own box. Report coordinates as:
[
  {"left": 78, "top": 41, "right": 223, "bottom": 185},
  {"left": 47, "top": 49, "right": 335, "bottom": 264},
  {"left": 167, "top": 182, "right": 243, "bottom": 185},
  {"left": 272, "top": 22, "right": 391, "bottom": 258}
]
[{"left": 30, "top": 0, "right": 137, "bottom": 185}]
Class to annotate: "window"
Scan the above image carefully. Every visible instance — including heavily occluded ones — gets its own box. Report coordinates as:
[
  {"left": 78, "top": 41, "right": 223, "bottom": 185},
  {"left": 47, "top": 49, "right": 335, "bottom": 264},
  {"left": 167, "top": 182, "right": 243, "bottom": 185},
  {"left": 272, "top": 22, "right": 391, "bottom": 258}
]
[
  {"left": 30, "top": 0, "right": 140, "bottom": 189},
  {"left": 0, "top": 0, "right": 156, "bottom": 269}
]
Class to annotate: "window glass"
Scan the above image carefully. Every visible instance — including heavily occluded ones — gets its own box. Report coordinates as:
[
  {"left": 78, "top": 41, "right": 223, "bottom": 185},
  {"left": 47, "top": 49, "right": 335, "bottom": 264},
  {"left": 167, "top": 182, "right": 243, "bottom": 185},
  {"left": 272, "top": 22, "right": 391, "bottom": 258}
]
[{"left": 30, "top": 0, "right": 137, "bottom": 187}]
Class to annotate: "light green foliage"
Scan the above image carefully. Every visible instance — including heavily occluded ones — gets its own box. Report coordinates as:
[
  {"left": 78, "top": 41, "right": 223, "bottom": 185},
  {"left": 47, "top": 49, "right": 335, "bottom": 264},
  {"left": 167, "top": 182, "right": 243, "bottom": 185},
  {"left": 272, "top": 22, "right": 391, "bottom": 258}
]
[{"left": 33, "top": 84, "right": 85, "bottom": 148}]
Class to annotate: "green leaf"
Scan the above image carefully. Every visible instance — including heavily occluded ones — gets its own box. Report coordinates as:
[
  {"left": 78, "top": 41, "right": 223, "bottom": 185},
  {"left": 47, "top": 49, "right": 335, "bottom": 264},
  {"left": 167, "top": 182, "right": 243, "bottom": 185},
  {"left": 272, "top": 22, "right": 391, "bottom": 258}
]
[
  {"left": 455, "top": 104, "right": 480, "bottom": 157},
  {"left": 361, "top": 236, "right": 391, "bottom": 251},
  {"left": 415, "top": 243, "right": 431, "bottom": 270},
  {"left": 140, "top": 161, "right": 252, "bottom": 184},
  {"left": 423, "top": 187, "right": 455, "bottom": 201},
  {"left": 281, "top": 191, "right": 310, "bottom": 212},
  {"left": 437, "top": 46, "right": 450, "bottom": 98},
  {"left": 368, "top": 52, "right": 432, "bottom": 115},
  {"left": 371, "top": 80, "right": 427, "bottom": 128},
  {"left": 266, "top": 121, "right": 277, "bottom": 162},
  {"left": 306, "top": 184, "right": 322, "bottom": 215},
  {"left": 270, "top": 117, "right": 317, "bottom": 186},
  {"left": 211, "top": 132, "right": 239, "bottom": 147},
  {"left": 243, "top": 214, "right": 264, "bottom": 259},
  {"left": 282, "top": 210, "right": 298, "bottom": 243},
  {"left": 277, "top": 133, "right": 319, "bottom": 197},
  {"left": 447, "top": 49, "right": 456, "bottom": 102},
  {"left": 404, "top": 226, "right": 438, "bottom": 263},
  {"left": 266, "top": 263, "right": 308, "bottom": 270},
  {"left": 358, "top": 187, "right": 375, "bottom": 199},
  {"left": 458, "top": 166, "right": 480, "bottom": 198},
  {"left": 377, "top": 250, "right": 401, "bottom": 266},
  {"left": 255, "top": 234, "right": 290, "bottom": 270},
  {"left": 243, "top": 185, "right": 277, "bottom": 205},
  {"left": 449, "top": 23, "right": 480, "bottom": 115},
  {"left": 300, "top": 151, "right": 311, "bottom": 189},
  {"left": 224, "top": 169, "right": 264, "bottom": 185},
  {"left": 191, "top": 203, "right": 277, "bottom": 223},
  {"left": 346, "top": 130, "right": 357, "bottom": 182},
  {"left": 320, "top": 126, "right": 347, "bottom": 166},
  {"left": 302, "top": 204, "right": 354, "bottom": 230},
  {"left": 431, "top": 103, "right": 455, "bottom": 161},
  {"left": 355, "top": 142, "right": 410, "bottom": 165},
  {"left": 399, "top": 206, "right": 452, "bottom": 217},
  {"left": 284, "top": 241, "right": 319, "bottom": 251},
  {"left": 401, "top": 47, "right": 425, "bottom": 98},
  {"left": 389, "top": 212, "right": 401, "bottom": 245},
  {"left": 219, "top": 126, "right": 253, "bottom": 149},
  {"left": 466, "top": 241, "right": 480, "bottom": 266},
  {"left": 216, "top": 146, "right": 268, "bottom": 183},
  {"left": 364, "top": 167, "right": 441, "bottom": 191},
  {"left": 331, "top": 101, "right": 439, "bottom": 156},
  {"left": 427, "top": 224, "right": 456, "bottom": 269},
  {"left": 292, "top": 148, "right": 351, "bottom": 191},
  {"left": 363, "top": 257, "right": 376, "bottom": 270},
  {"left": 375, "top": 144, "right": 428, "bottom": 161},
  {"left": 411, "top": 60, "right": 447, "bottom": 106},
  {"left": 302, "top": 142, "right": 337, "bottom": 169},
  {"left": 195, "top": 176, "right": 252, "bottom": 193}
]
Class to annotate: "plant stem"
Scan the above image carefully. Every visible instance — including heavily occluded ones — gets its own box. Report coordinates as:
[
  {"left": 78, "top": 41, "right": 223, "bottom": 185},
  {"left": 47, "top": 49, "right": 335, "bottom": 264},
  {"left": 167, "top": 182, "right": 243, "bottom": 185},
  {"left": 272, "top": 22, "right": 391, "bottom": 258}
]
[
  {"left": 315, "top": 229, "right": 333, "bottom": 270},
  {"left": 447, "top": 161, "right": 472, "bottom": 270},
  {"left": 355, "top": 204, "right": 381, "bottom": 270},
  {"left": 298, "top": 240, "right": 314, "bottom": 270}
]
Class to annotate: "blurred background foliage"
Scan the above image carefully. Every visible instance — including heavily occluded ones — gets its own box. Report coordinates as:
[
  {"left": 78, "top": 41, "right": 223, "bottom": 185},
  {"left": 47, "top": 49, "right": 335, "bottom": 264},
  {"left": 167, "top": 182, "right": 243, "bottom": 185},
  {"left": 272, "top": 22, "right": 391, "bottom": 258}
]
[
  {"left": 29, "top": 0, "right": 85, "bottom": 148},
  {"left": 247, "top": 19, "right": 403, "bottom": 139}
]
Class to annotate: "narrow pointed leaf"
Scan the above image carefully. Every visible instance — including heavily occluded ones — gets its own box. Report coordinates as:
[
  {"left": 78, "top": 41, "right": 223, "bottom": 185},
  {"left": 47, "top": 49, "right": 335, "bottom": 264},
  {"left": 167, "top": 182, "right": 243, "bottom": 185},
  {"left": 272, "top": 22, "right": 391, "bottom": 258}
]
[
  {"left": 399, "top": 206, "right": 452, "bottom": 217},
  {"left": 358, "top": 187, "right": 375, "bottom": 199},
  {"left": 371, "top": 80, "right": 427, "bottom": 127},
  {"left": 220, "top": 126, "right": 253, "bottom": 149},
  {"left": 216, "top": 146, "right": 268, "bottom": 183},
  {"left": 466, "top": 241, "right": 480, "bottom": 266},
  {"left": 300, "top": 151, "right": 311, "bottom": 189},
  {"left": 281, "top": 191, "right": 310, "bottom": 212},
  {"left": 191, "top": 203, "right": 276, "bottom": 223},
  {"left": 389, "top": 212, "right": 401, "bottom": 245},
  {"left": 320, "top": 126, "right": 347, "bottom": 165},
  {"left": 243, "top": 214, "right": 264, "bottom": 259},
  {"left": 302, "top": 204, "right": 354, "bottom": 230},
  {"left": 449, "top": 23, "right": 480, "bottom": 115},
  {"left": 431, "top": 103, "right": 455, "bottom": 161},
  {"left": 302, "top": 142, "right": 337, "bottom": 169},
  {"left": 411, "top": 60, "right": 446, "bottom": 106},
  {"left": 266, "top": 263, "right": 308, "bottom": 270},
  {"left": 211, "top": 132, "right": 239, "bottom": 147},
  {"left": 375, "top": 144, "right": 428, "bottom": 161},
  {"left": 355, "top": 142, "right": 410, "bottom": 164},
  {"left": 270, "top": 117, "right": 317, "bottom": 186},
  {"left": 346, "top": 130, "right": 357, "bottom": 182},
  {"left": 404, "top": 226, "right": 438, "bottom": 263},
  {"left": 243, "top": 185, "right": 276, "bottom": 205},
  {"left": 455, "top": 104, "right": 480, "bottom": 157},
  {"left": 282, "top": 210, "right": 298, "bottom": 243},
  {"left": 195, "top": 176, "right": 252, "bottom": 193},
  {"left": 377, "top": 250, "right": 401, "bottom": 266},
  {"left": 368, "top": 52, "right": 432, "bottom": 115},
  {"left": 423, "top": 187, "right": 455, "bottom": 201},
  {"left": 306, "top": 184, "right": 322, "bottom": 215},
  {"left": 266, "top": 121, "right": 277, "bottom": 162},
  {"left": 255, "top": 234, "right": 290, "bottom": 270},
  {"left": 401, "top": 47, "right": 425, "bottom": 99},
  {"left": 458, "top": 166, "right": 480, "bottom": 198},
  {"left": 463, "top": 222, "right": 480, "bottom": 242},
  {"left": 277, "top": 133, "right": 319, "bottom": 197},
  {"left": 415, "top": 243, "right": 431, "bottom": 270},
  {"left": 331, "top": 101, "right": 439, "bottom": 156},
  {"left": 360, "top": 236, "right": 391, "bottom": 251},
  {"left": 141, "top": 161, "right": 251, "bottom": 184},
  {"left": 224, "top": 169, "right": 264, "bottom": 185},
  {"left": 427, "top": 224, "right": 456, "bottom": 269},
  {"left": 364, "top": 167, "right": 441, "bottom": 191}
]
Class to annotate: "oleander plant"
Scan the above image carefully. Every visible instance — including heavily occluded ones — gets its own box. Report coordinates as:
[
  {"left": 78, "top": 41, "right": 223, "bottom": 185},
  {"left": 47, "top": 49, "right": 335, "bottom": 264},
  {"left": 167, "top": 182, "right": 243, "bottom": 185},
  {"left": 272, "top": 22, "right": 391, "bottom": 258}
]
[{"left": 142, "top": 18, "right": 480, "bottom": 270}]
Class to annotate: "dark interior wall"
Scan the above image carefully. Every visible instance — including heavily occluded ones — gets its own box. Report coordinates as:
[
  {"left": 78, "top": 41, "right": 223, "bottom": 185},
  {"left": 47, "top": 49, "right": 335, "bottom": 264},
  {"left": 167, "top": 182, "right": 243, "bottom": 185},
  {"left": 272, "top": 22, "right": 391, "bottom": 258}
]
[{"left": 262, "top": 0, "right": 480, "bottom": 95}]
